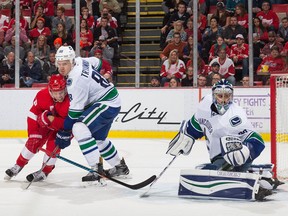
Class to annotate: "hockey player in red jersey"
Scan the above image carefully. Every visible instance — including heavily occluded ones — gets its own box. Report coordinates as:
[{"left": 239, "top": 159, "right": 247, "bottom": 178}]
[{"left": 4, "top": 74, "right": 70, "bottom": 182}]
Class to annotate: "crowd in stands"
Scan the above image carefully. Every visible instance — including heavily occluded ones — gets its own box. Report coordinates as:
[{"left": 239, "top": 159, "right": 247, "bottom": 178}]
[
  {"left": 0, "top": 0, "right": 123, "bottom": 87},
  {"left": 157, "top": 0, "right": 288, "bottom": 87}
]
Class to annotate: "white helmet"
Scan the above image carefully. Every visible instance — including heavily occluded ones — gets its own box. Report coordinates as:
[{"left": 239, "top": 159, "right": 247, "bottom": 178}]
[{"left": 55, "top": 46, "right": 75, "bottom": 64}]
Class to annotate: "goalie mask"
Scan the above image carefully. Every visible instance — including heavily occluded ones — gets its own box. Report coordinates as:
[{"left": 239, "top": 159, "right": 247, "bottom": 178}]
[
  {"left": 212, "top": 79, "right": 233, "bottom": 115},
  {"left": 48, "top": 74, "right": 67, "bottom": 103}
]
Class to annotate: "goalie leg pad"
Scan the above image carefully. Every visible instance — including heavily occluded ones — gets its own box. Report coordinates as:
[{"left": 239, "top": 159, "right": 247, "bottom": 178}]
[{"left": 178, "top": 169, "right": 260, "bottom": 200}]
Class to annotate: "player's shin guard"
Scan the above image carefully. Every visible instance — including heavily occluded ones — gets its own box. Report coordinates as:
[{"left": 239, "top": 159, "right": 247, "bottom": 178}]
[{"left": 178, "top": 169, "right": 266, "bottom": 201}]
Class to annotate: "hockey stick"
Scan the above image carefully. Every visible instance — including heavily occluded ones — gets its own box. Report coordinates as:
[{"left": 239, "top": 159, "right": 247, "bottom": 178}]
[
  {"left": 140, "top": 151, "right": 183, "bottom": 198},
  {"left": 25, "top": 146, "right": 59, "bottom": 189},
  {"left": 56, "top": 154, "right": 156, "bottom": 190},
  {"left": 38, "top": 148, "right": 156, "bottom": 190}
]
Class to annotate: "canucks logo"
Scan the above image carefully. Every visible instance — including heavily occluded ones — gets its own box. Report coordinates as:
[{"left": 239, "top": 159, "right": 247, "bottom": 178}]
[
  {"left": 229, "top": 116, "right": 242, "bottom": 127},
  {"left": 66, "top": 78, "right": 72, "bottom": 86}
]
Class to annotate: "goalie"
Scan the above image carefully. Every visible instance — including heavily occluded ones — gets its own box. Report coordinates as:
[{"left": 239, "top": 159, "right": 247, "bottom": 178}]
[
  {"left": 167, "top": 79, "right": 282, "bottom": 201},
  {"left": 4, "top": 74, "right": 70, "bottom": 182}
]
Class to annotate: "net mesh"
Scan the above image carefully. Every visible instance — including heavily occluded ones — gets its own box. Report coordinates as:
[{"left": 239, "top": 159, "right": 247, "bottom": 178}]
[{"left": 275, "top": 75, "right": 288, "bottom": 179}]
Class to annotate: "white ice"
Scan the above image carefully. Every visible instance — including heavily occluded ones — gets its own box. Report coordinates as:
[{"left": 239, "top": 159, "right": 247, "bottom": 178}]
[{"left": 0, "top": 138, "right": 287, "bottom": 216}]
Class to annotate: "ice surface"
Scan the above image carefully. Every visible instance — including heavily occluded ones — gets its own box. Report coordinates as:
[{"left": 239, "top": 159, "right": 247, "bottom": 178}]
[{"left": 0, "top": 138, "right": 287, "bottom": 216}]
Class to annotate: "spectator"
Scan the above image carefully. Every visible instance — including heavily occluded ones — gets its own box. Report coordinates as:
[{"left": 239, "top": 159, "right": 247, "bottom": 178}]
[
  {"left": 183, "top": 35, "right": 202, "bottom": 63},
  {"left": 197, "top": 74, "right": 207, "bottom": 87},
  {"left": 186, "top": 52, "right": 206, "bottom": 75},
  {"left": 209, "top": 35, "right": 230, "bottom": 62},
  {"left": 160, "top": 1, "right": 190, "bottom": 49},
  {"left": 50, "top": 23, "right": 74, "bottom": 47},
  {"left": 73, "top": 19, "right": 93, "bottom": 56},
  {"left": 99, "top": 0, "right": 121, "bottom": 18},
  {"left": 209, "top": 47, "right": 236, "bottom": 85},
  {"left": 281, "top": 41, "right": 288, "bottom": 57},
  {"left": 89, "top": 35, "right": 114, "bottom": 65},
  {"left": 169, "top": 77, "right": 181, "bottom": 87},
  {"left": 166, "top": 20, "right": 187, "bottom": 44},
  {"left": 202, "top": 16, "right": 223, "bottom": 63},
  {"left": 42, "top": 51, "right": 58, "bottom": 82},
  {"left": 223, "top": 16, "right": 247, "bottom": 46},
  {"left": 256, "top": 0, "right": 280, "bottom": 31},
  {"left": 235, "top": 3, "right": 248, "bottom": 30},
  {"left": 94, "top": 49, "right": 113, "bottom": 82},
  {"left": 225, "top": 0, "right": 246, "bottom": 15},
  {"left": 277, "top": 17, "right": 288, "bottom": 45},
  {"left": 52, "top": 6, "right": 73, "bottom": 34},
  {"left": 252, "top": 17, "right": 269, "bottom": 60},
  {"left": 150, "top": 76, "right": 161, "bottom": 87},
  {"left": 31, "top": 35, "right": 50, "bottom": 65},
  {"left": 206, "top": 62, "right": 221, "bottom": 86},
  {"left": 53, "top": 37, "right": 62, "bottom": 51},
  {"left": 160, "top": 32, "right": 187, "bottom": 61},
  {"left": 213, "top": 2, "right": 231, "bottom": 29},
  {"left": 81, "top": 6, "right": 95, "bottom": 29},
  {"left": 257, "top": 46, "right": 285, "bottom": 73},
  {"left": 252, "top": 0, "right": 271, "bottom": 18},
  {"left": 30, "top": 5, "right": 52, "bottom": 29},
  {"left": 93, "top": 17, "right": 118, "bottom": 49},
  {"left": 29, "top": 17, "right": 51, "bottom": 44},
  {"left": 230, "top": 34, "right": 249, "bottom": 77},
  {"left": 184, "top": 19, "right": 202, "bottom": 42},
  {"left": 0, "top": 9, "right": 9, "bottom": 32},
  {"left": 20, "top": 51, "right": 43, "bottom": 87},
  {"left": 4, "top": 22, "right": 30, "bottom": 50},
  {"left": 3, "top": 36, "right": 26, "bottom": 61},
  {"left": 0, "top": 0, "right": 13, "bottom": 9},
  {"left": 160, "top": 49, "right": 186, "bottom": 86},
  {"left": 241, "top": 75, "right": 249, "bottom": 87},
  {"left": 6, "top": 10, "right": 29, "bottom": 32},
  {"left": 96, "top": 7, "right": 118, "bottom": 29},
  {"left": 0, "top": 51, "right": 15, "bottom": 87},
  {"left": 33, "top": 0, "right": 54, "bottom": 17},
  {"left": 211, "top": 72, "right": 222, "bottom": 86},
  {"left": 181, "top": 66, "right": 193, "bottom": 87},
  {"left": 260, "top": 31, "right": 283, "bottom": 59},
  {"left": 188, "top": 5, "right": 207, "bottom": 33}
]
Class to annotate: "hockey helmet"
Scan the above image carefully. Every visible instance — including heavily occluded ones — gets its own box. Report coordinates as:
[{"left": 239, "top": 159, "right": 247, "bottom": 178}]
[
  {"left": 55, "top": 45, "right": 75, "bottom": 64},
  {"left": 212, "top": 79, "right": 233, "bottom": 115},
  {"left": 49, "top": 74, "right": 66, "bottom": 91}
]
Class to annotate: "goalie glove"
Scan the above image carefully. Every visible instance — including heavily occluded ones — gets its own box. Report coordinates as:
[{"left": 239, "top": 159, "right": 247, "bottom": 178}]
[
  {"left": 220, "top": 136, "right": 250, "bottom": 167},
  {"left": 166, "top": 120, "right": 195, "bottom": 156}
]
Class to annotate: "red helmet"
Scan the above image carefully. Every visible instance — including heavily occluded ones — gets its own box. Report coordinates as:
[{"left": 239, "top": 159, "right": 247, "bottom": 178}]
[{"left": 48, "top": 74, "right": 66, "bottom": 91}]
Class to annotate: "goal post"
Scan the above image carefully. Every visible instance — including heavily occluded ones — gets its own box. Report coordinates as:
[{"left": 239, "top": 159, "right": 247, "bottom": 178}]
[{"left": 270, "top": 73, "right": 288, "bottom": 180}]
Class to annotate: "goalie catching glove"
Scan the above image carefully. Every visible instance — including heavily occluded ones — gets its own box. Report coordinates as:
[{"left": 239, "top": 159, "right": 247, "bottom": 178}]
[
  {"left": 166, "top": 120, "right": 195, "bottom": 156},
  {"left": 220, "top": 136, "right": 250, "bottom": 167}
]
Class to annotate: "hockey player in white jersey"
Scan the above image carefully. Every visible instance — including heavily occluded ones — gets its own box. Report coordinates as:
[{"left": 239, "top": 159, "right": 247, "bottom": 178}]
[
  {"left": 167, "top": 79, "right": 282, "bottom": 200},
  {"left": 54, "top": 46, "right": 129, "bottom": 182}
]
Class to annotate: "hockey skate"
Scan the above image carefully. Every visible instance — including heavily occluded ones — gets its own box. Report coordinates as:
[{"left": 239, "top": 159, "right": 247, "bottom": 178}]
[
  {"left": 26, "top": 170, "right": 47, "bottom": 182},
  {"left": 82, "top": 163, "right": 103, "bottom": 181},
  {"left": 255, "top": 187, "right": 273, "bottom": 201},
  {"left": 4, "top": 164, "right": 23, "bottom": 180},
  {"left": 104, "top": 158, "right": 130, "bottom": 178}
]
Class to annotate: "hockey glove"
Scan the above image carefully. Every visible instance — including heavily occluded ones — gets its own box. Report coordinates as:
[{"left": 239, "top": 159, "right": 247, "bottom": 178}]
[
  {"left": 55, "top": 130, "right": 72, "bottom": 149},
  {"left": 166, "top": 120, "right": 195, "bottom": 156},
  {"left": 220, "top": 136, "right": 250, "bottom": 167},
  {"left": 37, "top": 110, "right": 52, "bottom": 128}
]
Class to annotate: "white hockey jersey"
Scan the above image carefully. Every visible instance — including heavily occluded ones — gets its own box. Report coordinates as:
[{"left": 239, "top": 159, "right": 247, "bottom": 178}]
[
  {"left": 66, "top": 57, "right": 121, "bottom": 119},
  {"left": 193, "top": 94, "right": 254, "bottom": 160}
]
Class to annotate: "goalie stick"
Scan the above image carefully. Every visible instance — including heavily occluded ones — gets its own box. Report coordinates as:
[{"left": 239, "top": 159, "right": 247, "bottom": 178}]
[
  {"left": 39, "top": 148, "right": 156, "bottom": 190},
  {"left": 25, "top": 146, "right": 59, "bottom": 189},
  {"left": 140, "top": 150, "right": 183, "bottom": 198}
]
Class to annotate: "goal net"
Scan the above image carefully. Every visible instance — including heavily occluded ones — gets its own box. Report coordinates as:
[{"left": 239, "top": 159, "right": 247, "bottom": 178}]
[{"left": 270, "top": 74, "right": 288, "bottom": 180}]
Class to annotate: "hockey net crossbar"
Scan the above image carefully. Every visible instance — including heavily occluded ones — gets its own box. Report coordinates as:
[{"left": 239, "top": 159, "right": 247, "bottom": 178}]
[{"left": 270, "top": 73, "right": 288, "bottom": 180}]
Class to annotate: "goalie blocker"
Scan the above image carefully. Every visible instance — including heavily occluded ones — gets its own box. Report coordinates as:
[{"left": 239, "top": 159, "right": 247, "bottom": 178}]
[{"left": 178, "top": 169, "right": 268, "bottom": 201}]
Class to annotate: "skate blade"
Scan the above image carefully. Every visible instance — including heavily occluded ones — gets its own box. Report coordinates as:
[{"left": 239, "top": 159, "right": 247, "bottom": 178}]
[
  {"left": 81, "top": 178, "right": 107, "bottom": 187},
  {"left": 108, "top": 173, "right": 132, "bottom": 180},
  {"left": 4, "top": 174, "right": 12, "bottom": 181}
]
